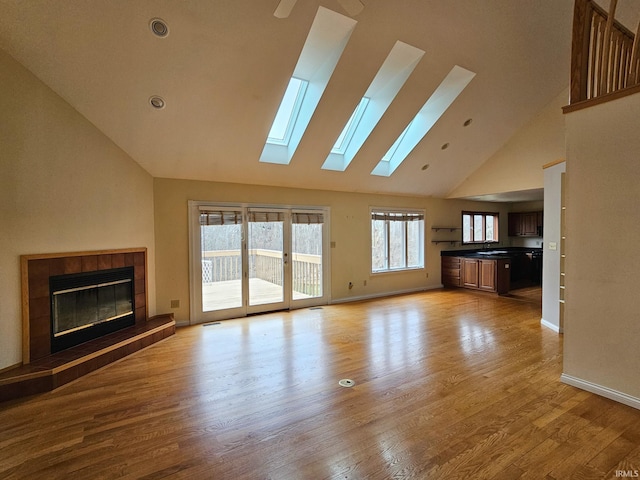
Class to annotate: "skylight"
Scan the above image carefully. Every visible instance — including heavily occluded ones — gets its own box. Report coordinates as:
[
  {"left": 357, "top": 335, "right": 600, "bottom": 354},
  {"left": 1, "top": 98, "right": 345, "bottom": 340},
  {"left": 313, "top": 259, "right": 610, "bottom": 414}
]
[
  {"left": 321, "top": 41, "right": 424, "bottom": 172},
  {"left": 331, "top": 97, "right": 369, "bottom": 154},
  {"left": 371, "top": 65, "right": 476, "bottom": 177},
  {"left": 267, "top": 77, "right": 308, "bottom": 145},
  {"left": 260, "top": 7, "right": 357, "bottom": 165},
  {"left": 381, "top": 120, "right": 412, "bottom": 162}
]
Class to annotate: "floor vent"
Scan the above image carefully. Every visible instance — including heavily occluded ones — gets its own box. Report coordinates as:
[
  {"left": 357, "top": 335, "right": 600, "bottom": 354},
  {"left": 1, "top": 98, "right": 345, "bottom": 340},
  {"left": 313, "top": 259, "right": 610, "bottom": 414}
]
[
  {"left": 203, "top": 322, "right": 222, "bottom": 327},
  {"left": 338, "top": 379, "right": 355, "bottom": 388}
]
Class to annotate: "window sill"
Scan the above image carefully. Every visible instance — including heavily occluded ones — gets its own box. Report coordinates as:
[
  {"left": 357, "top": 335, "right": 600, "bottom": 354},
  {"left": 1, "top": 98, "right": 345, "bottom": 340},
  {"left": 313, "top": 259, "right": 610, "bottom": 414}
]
[{"left": 371, "top": 266, "right": 425, "bottom": 275}]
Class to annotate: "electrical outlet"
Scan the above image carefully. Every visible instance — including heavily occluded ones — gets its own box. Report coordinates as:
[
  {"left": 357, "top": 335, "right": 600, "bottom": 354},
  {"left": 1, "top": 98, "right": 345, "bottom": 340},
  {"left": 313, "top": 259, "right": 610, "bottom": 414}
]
[{"left": 170, "top": 299, "right": 180, "bottom": 308}]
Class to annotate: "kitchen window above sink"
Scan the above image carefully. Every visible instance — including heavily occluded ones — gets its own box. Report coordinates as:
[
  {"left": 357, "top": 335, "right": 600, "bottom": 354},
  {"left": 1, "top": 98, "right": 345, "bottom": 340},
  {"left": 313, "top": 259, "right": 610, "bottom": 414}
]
[{"left": 462, "top": 211, "right": 499, "bottom": 245}]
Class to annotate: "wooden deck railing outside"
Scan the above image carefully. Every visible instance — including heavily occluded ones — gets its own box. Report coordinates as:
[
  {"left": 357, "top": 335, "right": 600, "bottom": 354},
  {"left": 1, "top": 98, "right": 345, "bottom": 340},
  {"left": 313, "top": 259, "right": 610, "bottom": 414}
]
[
  {"left": 570, "top": 0, "right": 639, "bottom": 105},
  {"left": 202, "top": 249, "right": 322, "bottom": 297}
]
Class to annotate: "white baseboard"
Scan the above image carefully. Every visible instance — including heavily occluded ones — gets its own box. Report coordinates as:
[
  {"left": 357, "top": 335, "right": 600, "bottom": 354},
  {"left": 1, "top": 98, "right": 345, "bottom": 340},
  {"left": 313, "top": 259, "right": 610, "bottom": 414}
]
[
  {"left": 560, "top": 373, "right": 640, "bottom": 411},
  {"left": 540, "top": 318, "right": 561, "bottom": 333},
  {"left": 330, "top": 284, "right": 443, "bottom": 305}
]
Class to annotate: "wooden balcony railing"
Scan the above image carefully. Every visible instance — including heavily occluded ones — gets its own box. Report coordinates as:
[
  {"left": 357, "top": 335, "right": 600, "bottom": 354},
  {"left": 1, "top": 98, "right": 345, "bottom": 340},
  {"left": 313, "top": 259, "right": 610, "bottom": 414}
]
[
  {"left": 202, "top": 249, "right": 322, "bottom": 296},
  {"left": 570, "top": 0, "right": 639, "bottom": 106}
]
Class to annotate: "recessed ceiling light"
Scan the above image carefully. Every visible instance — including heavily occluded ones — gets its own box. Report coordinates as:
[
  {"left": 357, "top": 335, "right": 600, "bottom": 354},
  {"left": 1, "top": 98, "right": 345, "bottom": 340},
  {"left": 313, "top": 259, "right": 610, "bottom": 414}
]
[
  {"left": 150, "top": 18, "right": 169, "bottom": 38},
  {"left": 149, "top": 96, "right": 166, "bottom": 109},
  {"left": 463, "top": 118, "right": 472, "bottom": 127},
  {"left": 421, "top": 164, "right": 430, "bottom": 171},
  {"left": 441, "top": 143, "right": 449, "bottom": 150}
]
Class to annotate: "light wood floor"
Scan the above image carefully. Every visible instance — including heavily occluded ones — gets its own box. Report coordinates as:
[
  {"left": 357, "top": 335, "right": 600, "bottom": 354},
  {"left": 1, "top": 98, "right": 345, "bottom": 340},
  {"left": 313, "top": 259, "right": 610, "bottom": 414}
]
[{"left": 2, "top": 288, "right": 639, "bottom": 479}]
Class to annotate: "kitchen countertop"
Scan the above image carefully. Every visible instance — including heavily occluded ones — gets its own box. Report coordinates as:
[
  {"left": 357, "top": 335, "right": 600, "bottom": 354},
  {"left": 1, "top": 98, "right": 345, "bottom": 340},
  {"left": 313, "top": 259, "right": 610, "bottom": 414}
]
[{"left": 441, "top": 247, "right": 542, "bottom": 260}]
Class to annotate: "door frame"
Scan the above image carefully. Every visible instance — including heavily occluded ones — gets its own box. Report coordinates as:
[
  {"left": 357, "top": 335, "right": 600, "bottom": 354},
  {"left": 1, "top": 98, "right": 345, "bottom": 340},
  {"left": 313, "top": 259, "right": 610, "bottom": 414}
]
[
  {"left": 188, "top": 201, "right": 331, "bottom": 325},
  {"left": 245, "top": 207, "right": 290, "bottom": 315}
]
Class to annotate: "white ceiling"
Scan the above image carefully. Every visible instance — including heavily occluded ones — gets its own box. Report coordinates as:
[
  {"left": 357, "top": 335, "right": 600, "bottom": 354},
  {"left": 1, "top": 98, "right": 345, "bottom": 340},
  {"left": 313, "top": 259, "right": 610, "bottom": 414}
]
[{"left": 0, "top": 0, "right": 576, "bottom": 199}]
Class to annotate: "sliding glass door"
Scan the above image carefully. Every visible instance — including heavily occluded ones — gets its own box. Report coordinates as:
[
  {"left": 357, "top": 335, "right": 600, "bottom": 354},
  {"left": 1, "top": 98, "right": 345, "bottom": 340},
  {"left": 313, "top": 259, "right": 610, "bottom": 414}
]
[
  {"left": 197, "top": 208, "right": 245, "bottom": 318},
  {"left": 247, "top": 209, "right": 288, "bottom": 312},
  {"left": 189, "top": 203, "right": 329, "bottom": 323},
  {"left": 291, "top": 210, "right": 324, "bottom": 301}
]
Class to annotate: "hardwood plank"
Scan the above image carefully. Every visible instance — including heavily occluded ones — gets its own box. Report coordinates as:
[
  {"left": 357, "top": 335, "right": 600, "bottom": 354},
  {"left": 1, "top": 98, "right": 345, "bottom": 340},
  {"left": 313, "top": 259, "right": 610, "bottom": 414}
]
[{"left": 1, "top": 288, "right": 640, "bottom": 479}]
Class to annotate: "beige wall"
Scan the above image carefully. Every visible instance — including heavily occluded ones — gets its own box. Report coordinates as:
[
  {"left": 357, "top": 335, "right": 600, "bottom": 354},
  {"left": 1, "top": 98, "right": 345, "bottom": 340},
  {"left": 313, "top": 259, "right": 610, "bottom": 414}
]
[
  {"left": 448, "top": 88, "right": 568, "bottom": 199},
  {"left": 0, "top": 49, "right": 156, "bottom": 370},
  {"left": 153, "top": 178, "right": 511, "bottom": 324},
  {"left": 564, "top": 92, "right": 640, "bottom": 401}
]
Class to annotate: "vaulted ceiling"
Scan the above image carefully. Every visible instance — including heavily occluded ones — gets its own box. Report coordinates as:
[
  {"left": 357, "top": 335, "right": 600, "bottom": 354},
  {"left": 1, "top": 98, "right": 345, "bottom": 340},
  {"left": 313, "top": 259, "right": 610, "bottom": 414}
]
[{"left": 0, "top": 0, "right": 576, "bottom": 198}]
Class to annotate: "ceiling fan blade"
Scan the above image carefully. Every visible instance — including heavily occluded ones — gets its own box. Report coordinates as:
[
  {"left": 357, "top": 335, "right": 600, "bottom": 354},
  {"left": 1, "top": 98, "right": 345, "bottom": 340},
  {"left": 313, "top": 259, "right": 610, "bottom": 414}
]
[
  {"left": 338, "top": 0, "right": 364, "bottom": 16},
  {"left": 274, "top": 0, "right": 298, "bottom": 18}
]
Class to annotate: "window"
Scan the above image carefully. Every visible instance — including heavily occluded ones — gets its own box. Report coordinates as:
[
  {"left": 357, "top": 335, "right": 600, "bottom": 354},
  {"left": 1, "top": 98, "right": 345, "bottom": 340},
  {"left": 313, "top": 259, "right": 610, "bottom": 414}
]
[
  {"left": 371, "top": 209, "right": 424, "bottom": 272},
  {"left": 462, "top": 211, "right": 499, "bottom": 244},
  {"left": 371, "top": 65, "right": 476, "bottom": 177},
  {"left": 380, "top": 120, "right": 412, "bottom": 162},
  {"left": 330, "top": 96, "right": 370, "bottom": 154},
  {"left": 322, "top": 40, "right": 425, "bottom": 172},
  {"left": 260, "top": 7, "right": 357, "bottom": 165},
  {"left": 266, "top": 77, "right": 308, "bottom": 145}
]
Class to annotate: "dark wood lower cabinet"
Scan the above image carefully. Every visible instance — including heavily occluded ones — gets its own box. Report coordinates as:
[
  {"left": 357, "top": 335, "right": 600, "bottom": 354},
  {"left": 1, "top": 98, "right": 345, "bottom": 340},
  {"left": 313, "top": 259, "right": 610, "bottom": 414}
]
[
  {"left": 441, "top": 256, "right": 461, "bottom": 287},
  {"left": 462, "top": 258, "right": 480, "bottom": 288},
  {"left": 479, "top": 259, "right": 496, "bottom": 292},
  {"left": 443, "top": 256, "right": 510, "bottom": 294}
]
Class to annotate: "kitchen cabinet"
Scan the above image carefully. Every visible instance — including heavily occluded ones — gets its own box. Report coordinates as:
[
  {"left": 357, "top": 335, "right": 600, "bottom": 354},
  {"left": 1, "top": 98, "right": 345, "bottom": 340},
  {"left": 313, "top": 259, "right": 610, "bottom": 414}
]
[
  {"left": 441, "top": 256, "right": 461, "bottom": 287},
  {"left": 443, "top": 256, "right": 510, "bottom": 294},
  {"left": 508, "top": 211, "right": 543, "bottom": 237},
  {"left": 478, "top": 259, "right": 497, "bottom": 291},
  {"left": 462, "top": 258, "right": 480, "bottom": 288},
  {"left": 463, "top": 258, "right": 500, "bottom": 292}
]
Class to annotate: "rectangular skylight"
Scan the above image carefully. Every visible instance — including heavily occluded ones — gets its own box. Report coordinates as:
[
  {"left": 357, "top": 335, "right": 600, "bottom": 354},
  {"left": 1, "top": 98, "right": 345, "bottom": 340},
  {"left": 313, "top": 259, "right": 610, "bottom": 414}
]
[
  {"left": 267, "top": 77, "right": 308, "bottom": 145},
  {"left": 331, "top": 97, "right": 369, "bottom": 154},
  {"left": 371, "top": 65, "right": 476, "bottom": 177},
  {"left": 322, "top": 41, "right": 424, "bottom": 172},
  {"left": 381, "top": 120, "right": 412, "bottom": 162},
  {"left": 260, "top": 7, "right": 357, "bottom": 165}
]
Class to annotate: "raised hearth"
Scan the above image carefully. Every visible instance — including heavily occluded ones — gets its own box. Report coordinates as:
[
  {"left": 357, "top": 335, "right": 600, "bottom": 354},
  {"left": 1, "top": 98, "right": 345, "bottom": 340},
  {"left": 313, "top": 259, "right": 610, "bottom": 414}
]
[
  {"left": 2, "top": 248, "right": 176, "bottom": 402},
  {"left": 0, "top": 314, "right": 175, "bottom": 402}
]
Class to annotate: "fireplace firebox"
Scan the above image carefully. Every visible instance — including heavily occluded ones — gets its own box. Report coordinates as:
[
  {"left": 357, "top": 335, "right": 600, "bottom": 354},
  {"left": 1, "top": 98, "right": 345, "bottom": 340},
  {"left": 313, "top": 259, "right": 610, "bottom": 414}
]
[{"left": 49, "top": 266, "right": 135, "bottom": 353}]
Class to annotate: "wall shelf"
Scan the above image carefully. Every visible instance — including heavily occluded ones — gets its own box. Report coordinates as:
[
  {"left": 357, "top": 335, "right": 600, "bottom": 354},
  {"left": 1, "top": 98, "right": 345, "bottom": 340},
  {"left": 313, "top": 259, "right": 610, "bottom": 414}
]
[
  {"left": 432, "top": 226, "right": 461, "bottom": 232},
  {"left": 431, "top": 226, "right": 461, "bottom": 245}
]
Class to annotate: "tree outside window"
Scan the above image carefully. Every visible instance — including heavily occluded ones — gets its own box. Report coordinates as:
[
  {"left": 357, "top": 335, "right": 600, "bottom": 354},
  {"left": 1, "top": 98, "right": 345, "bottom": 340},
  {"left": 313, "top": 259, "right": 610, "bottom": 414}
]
[
  {"left": 462, "top": 211, "right": 499, "bottom": 244},
  {"left": 371, "top": 209, "right": 424, "bottom": 272}
]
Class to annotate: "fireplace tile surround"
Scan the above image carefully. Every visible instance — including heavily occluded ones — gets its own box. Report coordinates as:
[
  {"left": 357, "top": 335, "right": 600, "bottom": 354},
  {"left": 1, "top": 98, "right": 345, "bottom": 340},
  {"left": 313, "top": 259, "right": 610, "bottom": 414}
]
[{"left": 22, "top": 248, "right": 148, "bottom": 363}]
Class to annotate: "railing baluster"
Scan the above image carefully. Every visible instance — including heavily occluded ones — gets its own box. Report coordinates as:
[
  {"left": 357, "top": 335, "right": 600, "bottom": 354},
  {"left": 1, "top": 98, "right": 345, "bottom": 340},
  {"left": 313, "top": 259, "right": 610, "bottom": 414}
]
[
  {"left": 570, "top": 0, "right": 637, "bottom": 105},
  {"left": 599, "top": 0, "right": 617, "bottom": 95},
  {"left": 629, "top": 21, "right": 640, "bottom": 85}
]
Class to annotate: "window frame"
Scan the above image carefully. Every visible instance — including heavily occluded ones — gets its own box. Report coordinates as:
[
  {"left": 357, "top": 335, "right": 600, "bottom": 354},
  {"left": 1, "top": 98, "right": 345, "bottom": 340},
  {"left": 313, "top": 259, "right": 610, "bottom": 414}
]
[
  {"left": 330, "top": 96, "right": 370, "bottom": 154},
  {"left": 266, "top": 77, "right": 309, "bottom": 146},
  {"left": 370, "top": 208, "right": 425, "bottom": 274},
  {"left": 461, "top": 211, "right": 499, "bottom": 244}
]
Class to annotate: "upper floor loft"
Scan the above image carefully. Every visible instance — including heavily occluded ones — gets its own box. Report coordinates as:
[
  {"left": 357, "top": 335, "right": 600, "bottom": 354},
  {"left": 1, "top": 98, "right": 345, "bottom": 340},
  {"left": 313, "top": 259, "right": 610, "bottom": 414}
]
[{"left": 565, "top": 0, "right": 640, "bottom": 113}]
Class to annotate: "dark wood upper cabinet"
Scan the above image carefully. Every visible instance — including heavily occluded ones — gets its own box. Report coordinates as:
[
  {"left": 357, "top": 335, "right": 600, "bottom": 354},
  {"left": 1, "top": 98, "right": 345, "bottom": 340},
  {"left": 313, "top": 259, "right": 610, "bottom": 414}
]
[{"left": 508, "top": 211, "right": 543, "bottom": 237}]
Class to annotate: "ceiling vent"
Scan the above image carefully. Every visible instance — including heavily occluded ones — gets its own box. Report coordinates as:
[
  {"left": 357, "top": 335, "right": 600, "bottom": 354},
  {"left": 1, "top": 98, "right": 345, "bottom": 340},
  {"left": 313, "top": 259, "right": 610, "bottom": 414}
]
[
  {"left": 150, "top": 18, "right": 169, "bottom": 38},
  {"left": 149, "top": 96, "right": 166, "bottom": 109}
]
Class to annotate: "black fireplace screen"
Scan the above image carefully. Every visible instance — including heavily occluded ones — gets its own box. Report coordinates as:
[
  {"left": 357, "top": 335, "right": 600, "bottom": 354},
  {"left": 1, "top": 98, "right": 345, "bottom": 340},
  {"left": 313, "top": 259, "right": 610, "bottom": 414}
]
[{"left": 50, "top": 267, "right": 135, "bottom": 352}]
